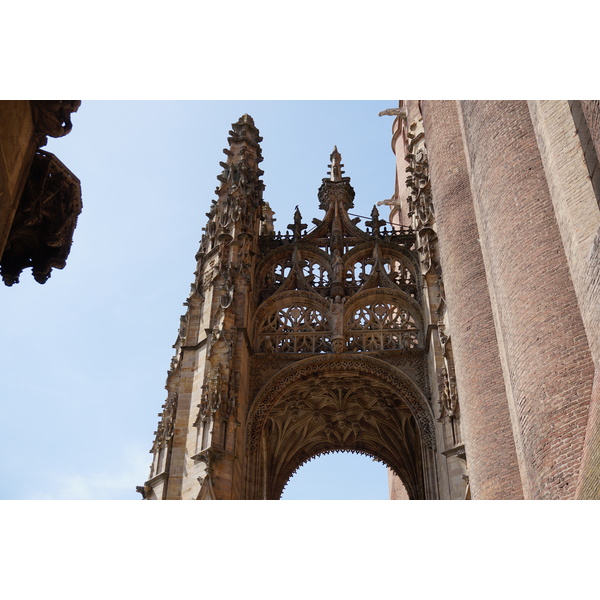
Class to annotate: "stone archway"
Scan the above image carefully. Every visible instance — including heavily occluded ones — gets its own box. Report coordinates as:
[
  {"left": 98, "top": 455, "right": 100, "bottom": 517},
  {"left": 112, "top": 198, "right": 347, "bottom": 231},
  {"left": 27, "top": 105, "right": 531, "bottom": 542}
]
[
  {"left": 141, "top": 129, "right": 454, "bottom": 501},
  {"left": 245, "top": 354, "right": 438, "bottom": 499}
]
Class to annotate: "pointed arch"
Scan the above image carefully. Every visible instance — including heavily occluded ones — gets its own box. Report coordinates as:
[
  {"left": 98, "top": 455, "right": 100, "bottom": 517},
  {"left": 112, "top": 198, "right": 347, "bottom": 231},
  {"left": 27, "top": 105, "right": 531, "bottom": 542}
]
[
  {"left": 253, "top": 290, "right": 333, "bottom": 354},
  {"left": 244, "top": 354, "right": 438, "bottom": 499},
  {"left": 343, "top": 241, "right": 420, "bottom": 296},
  {"left": 343, "top": 288, "right": 425, "bottom": 351}
]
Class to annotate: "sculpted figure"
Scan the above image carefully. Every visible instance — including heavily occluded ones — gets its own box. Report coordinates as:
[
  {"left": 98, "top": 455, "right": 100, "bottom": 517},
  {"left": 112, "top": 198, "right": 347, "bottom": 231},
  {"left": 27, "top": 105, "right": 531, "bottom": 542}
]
[
  {"left": 330, "top": 295, "right": 345, "bottom": 332},
  {"left": 262, "top": 335, "right": 274, "bottom": 353},
  {"left": 400, "top": 331, "right": 413, "bottom": 349},
  {"left": 332, "top": 249, "right": 344, "bottom": 283},
  {"left": 330, "top": 295, "right": 346, "bottom": 353},
  {"left": 178, "top": 315, "right": 187, "bottom": 342},
  {"left": 30, "top": 100, "right": 81, "bottom": 143},
  {"left": 220, "top": 272, "right": 234, "bottom": 309}
]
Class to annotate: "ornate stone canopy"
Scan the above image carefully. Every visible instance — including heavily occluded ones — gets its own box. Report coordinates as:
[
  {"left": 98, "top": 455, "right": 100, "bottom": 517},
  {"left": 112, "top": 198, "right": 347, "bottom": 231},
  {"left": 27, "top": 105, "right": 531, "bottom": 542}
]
[
  {"left": 142, "top": 119, "right": 451, "bottom": 500},
  {"left": 246, "top": 353, "right": 435, "bottom": 499}
]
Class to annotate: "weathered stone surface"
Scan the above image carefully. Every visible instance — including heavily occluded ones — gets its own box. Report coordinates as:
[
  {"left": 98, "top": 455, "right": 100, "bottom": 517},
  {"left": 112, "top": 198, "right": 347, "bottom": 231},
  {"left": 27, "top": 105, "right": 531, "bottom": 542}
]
[
  {"left": 141, "top": 119, "right": 445, "bottom": 500},
  {"left": 0, "top": 100, "right": 81, "bottom": 285}
]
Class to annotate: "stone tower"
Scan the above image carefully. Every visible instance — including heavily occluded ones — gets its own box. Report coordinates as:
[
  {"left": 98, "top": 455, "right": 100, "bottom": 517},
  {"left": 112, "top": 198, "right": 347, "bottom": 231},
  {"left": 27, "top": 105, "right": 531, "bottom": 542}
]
[{"left": 138, "top": 114, "right": 469, "bottom": 500}]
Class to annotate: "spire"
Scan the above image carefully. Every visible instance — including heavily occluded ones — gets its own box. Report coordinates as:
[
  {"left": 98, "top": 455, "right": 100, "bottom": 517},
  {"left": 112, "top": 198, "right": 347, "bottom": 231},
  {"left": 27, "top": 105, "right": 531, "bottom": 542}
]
[
  {"left": 197, "top": 115, "right": 265, "bottom": 258},
  {"left": 328, "top": 146, "right": 344, "bottom": 181},
  {"left": 318, "top": 147, "right": 355, "bottom": 212},
  {"left": 216, "top": 113, "right": 265, "bottom": 210},
  {"left": 227, "top": 114, "right": 264, "bottom": 148}
]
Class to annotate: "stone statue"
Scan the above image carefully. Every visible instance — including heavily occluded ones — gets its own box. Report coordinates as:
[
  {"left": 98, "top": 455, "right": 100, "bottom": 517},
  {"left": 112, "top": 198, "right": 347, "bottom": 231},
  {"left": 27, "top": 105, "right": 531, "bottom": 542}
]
[{"left": 332, "top": 249, "right": 344, "bottom": 283}]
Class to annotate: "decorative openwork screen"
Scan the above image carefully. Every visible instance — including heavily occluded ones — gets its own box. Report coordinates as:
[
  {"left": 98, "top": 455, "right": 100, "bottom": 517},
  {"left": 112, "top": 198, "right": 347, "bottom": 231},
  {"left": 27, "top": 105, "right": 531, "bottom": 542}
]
[
  {"left": 259, "top": 255, "right": 332, "bottom": 301},
  {"left": 382, "top": 257, "right": 419, "bottom": 298},
  {"left": 257, "top": 304, "right": 331, "bottom": 353},
  {"left": 346, "top": 301, "right": 420, "bottom": 351},
  {"left": 344, "top": 253, "right": 419, "bottom": 300},
  {"left": 301, "top": 258, "right": 330, "bottom": 288}
]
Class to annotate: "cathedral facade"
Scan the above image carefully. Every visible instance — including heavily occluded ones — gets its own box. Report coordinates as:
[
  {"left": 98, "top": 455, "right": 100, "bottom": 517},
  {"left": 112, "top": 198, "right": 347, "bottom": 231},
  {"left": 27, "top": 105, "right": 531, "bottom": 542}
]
[{"left": 140, "top": 102, "right": 600, "bottom": 500}]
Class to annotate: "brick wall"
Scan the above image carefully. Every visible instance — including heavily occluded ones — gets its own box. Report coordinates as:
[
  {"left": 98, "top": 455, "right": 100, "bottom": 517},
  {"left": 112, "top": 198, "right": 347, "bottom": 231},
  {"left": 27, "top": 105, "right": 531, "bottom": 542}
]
[
  {"left": 419, "top": 100, "right": 524, "bottom": 499},
  {"left": 527, "top": 101, "right": 600, "bottom": 498},
  {"left": 459, "top": 100, "right": 594, "bottom": 499}
]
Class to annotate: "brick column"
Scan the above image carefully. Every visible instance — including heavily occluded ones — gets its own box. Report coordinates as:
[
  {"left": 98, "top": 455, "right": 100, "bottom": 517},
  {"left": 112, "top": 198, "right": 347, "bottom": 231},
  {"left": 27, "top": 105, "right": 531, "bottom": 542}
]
[
  {"left": 459, "top": 100, "right": 595, "bottom": 499},
  {"left": 420, "top": 101, "right": 523, "bottom": 499},
  {"left": 527, "top": 100, "right": 600, "bottom": 499}
]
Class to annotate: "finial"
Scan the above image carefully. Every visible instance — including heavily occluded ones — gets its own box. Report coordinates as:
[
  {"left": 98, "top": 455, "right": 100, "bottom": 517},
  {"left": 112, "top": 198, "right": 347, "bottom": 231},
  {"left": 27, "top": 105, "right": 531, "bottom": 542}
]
[
  {"left": 287, "top": 205, "right": 307, "bottom": 240},
  {"left": 328, "top": 146, "right": 344, "bottom": 182},
  {"left": 318, "top": 146, "right": 355, "bottom": 211},
  {"left": 366, "top": 205, "right": 386, "bottom": 238},
  {"left": 228, "top": 114, "right": 263, "bottom": 144}
]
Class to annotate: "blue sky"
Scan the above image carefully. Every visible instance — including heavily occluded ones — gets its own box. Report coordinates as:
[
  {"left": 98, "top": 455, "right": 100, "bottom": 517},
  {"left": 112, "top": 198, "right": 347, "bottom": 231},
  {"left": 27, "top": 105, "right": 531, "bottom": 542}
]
[{"left": 0, "top": 101, "right": 400, "bottom": 500}]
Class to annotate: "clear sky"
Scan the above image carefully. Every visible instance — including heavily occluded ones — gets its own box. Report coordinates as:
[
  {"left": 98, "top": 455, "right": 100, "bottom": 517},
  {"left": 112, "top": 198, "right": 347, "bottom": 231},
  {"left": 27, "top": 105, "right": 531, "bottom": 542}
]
[{"left": 0, "top": 100, "right": 400, "bottom": 500}]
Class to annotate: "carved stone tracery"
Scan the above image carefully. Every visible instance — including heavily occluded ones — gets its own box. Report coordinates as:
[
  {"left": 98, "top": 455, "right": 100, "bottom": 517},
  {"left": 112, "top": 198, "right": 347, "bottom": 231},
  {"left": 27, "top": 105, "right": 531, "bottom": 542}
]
[
  {"left": 257, "top": 304, "right": 330, "bottom": 353},
  {"left": 346, "top": 301, "right": 420, "bottom": 351},
  {"left": 239, "top": 146, "right": 437, "bottom": 497},
  {"left": 247, "top": 353, "right": 435, "bottom": 499},
  {"left": 1, "top": 149, "right": 82, "bottom": 286},
  {"left": 148, "top": 393, "right": 179, "bottom": 480},
  {"left": 151, "top": 393, "right": 178, "bottom": 453},
  {"left": 265, "top": 374, "right": 423, "bottom": 498},
  {"left": 402, "top": 114, "right": 464, "bottom": 467},
  {"left": 246, "top": 354, "right": 436, "bottom": 454}
]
